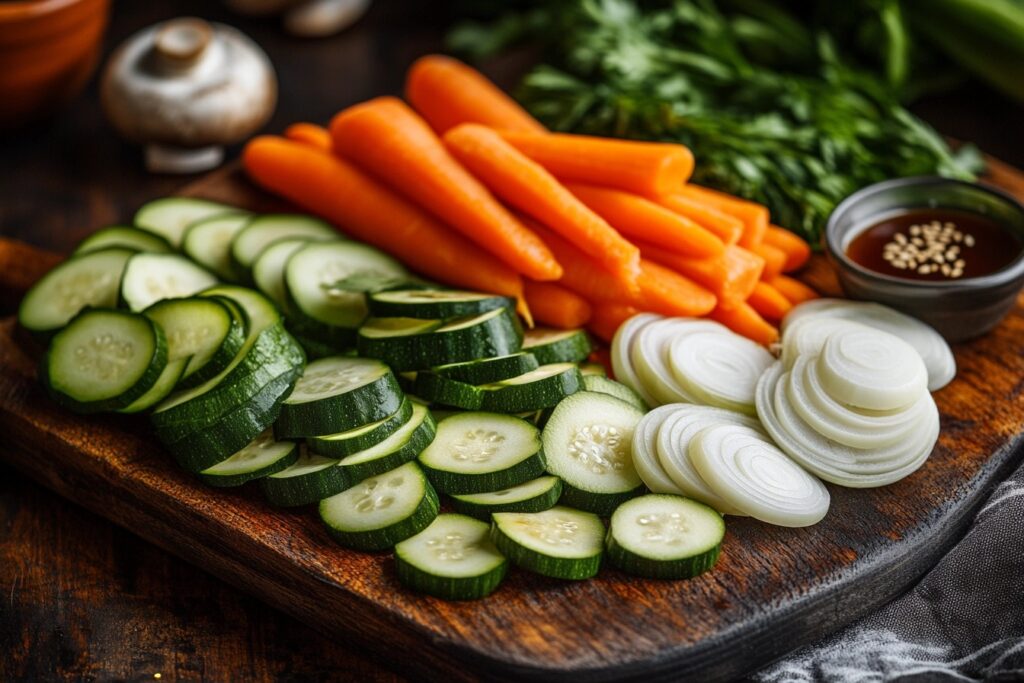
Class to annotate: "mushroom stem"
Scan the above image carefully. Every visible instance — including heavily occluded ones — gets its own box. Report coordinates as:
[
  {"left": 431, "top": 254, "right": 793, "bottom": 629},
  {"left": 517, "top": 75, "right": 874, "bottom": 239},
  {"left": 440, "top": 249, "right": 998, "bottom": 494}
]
[{"left": 145, "top": 144, "right": 224, "bottom": 174}]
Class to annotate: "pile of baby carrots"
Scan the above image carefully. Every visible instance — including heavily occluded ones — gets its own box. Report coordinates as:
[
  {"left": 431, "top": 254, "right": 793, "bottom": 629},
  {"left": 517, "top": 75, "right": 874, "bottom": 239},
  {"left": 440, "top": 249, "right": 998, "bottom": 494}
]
[{"left": 242, "top": 54, "right": 816, "bottom": 347}]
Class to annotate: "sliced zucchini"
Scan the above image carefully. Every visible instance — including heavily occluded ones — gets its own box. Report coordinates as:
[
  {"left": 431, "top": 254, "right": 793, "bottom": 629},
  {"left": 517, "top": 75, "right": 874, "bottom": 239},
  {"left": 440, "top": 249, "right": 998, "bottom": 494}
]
[
  {"left": 143, "top": 296, "right": 245, "bottom": 389},
  {"left": 261, "top": 446, "right": 348, "bottom": 507},
  {"left": 418, "top": 412, "right": 545, "bottom": 495},
  {"left": 44, "top": 308, "right": 168, "bottom": 413},
  {"left": 358, "top": 308, "right": 523, "bottom": 371},
  {"left": 182, "top": 213, "right": 252, "bottom": 280},
  {"left": 74, "top": 225, "right": 172, "bottom": 255},
  {"left": 583, "top": 375, "right": 649, "bottom": 411},
  {"left": 231, "top": 214, "right": 338, "bottom": 276},
  {"left": 412, "top": 373, "right": 483, "bottom": 410},
  {"left": 579, "top": 362, "right": 607, "bottom": 377},
  {"left": 275, "top": 356, "right": 404, "bottom": 438},
  {"left": 307, "top": 399, "right": 413, "bottom": 458},
  {"left": 606, "top": 494, "right": 723, "bottom": 579},
  {"left": 120, "top": 253, "right": 218, "bottom": 312},
  {"left": 198, "top": 429, "right": 299, "bottom": 488},
  {"left": 542, "top": 391, "right": 646, "bottom": 515},
  {"left": 490, "top": 506, "right": 604, "bottom": 580},
  {"left": 319, "top": 461, "right": 440, "bottom": 551},
  {"left": 450, "top": 475, "right": 563, "bottom": 520},
  {"left": 18, "top": 247, "right": 135, "bottom": 336},
  {"left": 134, "top": 197, "right": 243, "bottom": 247},
  {"left": 117, "top": 358, "right": 189, "bottom": 414},
  {"left": 251, "top": 238, "right": 308, "bottom": 307},
  {"left": 395, "top": 514, "right": 508, "bottom": 600},
  {"left": 433, "top": 352, "right": 539, "bottom": 385},
  {"left": 479, "top": 363, "right": 583, "bottom": 413},
  {"left": 338, "top": 403, "right": 437, "bottom": 482},
  {"left": 367, "top": 289, "right": 513, "bottom": 319},
  {"left": 284, "top": 241, "right": 407, "bottom": 340},
  {"left": 522, "top": 328, "right": 592, "bottom": 365}
]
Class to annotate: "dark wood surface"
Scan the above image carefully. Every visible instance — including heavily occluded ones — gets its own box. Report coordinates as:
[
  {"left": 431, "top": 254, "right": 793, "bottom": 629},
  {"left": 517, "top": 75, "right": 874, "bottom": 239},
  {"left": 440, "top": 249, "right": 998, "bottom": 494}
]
[{"left": 3, "top": 1, "right": 1024, "bottom": 682}]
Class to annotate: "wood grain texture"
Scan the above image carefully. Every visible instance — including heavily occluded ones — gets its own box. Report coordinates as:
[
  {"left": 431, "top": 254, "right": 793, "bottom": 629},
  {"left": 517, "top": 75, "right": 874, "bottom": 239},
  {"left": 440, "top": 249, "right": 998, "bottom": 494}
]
[{"left": 2, "top": 168, "right": 1024, "bottom": 682}]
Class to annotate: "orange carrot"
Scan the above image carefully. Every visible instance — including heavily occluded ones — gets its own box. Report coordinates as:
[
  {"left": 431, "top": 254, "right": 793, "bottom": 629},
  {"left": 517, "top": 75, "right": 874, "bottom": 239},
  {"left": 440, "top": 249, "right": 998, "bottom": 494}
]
[
  {"left": 588, "top": 302, "right": 641, "bottom": 343},
  {"left": 635, "top": 259, "right": 717, "bottom": 318},
  {"left": 499, "top": 130, "right": 694, "bottom": 196},
  {"left": 330, "top": 97, "right": 561, "bottom": 281},
  {"left": 527, "top": 220, "right": 641, "bottom": 303},
  {"left": 241, "top": 135, "right": 525, "bottom": 308},
  {"left": 405, "top": 54, "right": 546, "bottom": 135},
  {"left": 754, "top": 242, "right": 787, "bottom": 280},
  {"left": 678, "top": 185, "right": 769, "bottom": 249},
  {"left": 709, "top": 302, "right": 779, "bottom": 346},
  {"left": 284, "top": 122, "right": 332, "bottom": 151},
  {"left": 768, "top": 274, "right": 819, "bottom": 305},
  {"left": 747, "top": 281, "right": 792, "bottom": 321},
  {"left": 636, "top": 242, "right": 764, "bottom": 310},
  {"left": 524, "top": 281, "right": 592, "bottom": 329},
  {"left": 656, "top": 193, "right": 744, "bottom": 246},
  {"left": 765, "top": 225, "right": 812, "bottom": 271},
  {"left": 443, "top": 123, "right": 640, "bottom": 280},
  {"left": 565, "top": 183, "right": 724, "bottom": 259}
]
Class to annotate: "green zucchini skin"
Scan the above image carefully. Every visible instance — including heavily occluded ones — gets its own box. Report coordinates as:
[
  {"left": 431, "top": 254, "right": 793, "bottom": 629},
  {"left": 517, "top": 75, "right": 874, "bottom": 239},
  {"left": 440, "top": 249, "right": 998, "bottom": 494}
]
[
  {"left": 197, "top": 440, "right": 300, "bottom": 488},
  {"left": 422, "top": 450, "right": 547, "bottom": 496},
  {"left": 432, "top": 352, "right": 539, "bottom": 385},
  {"left": 606, "top": 537, "right": 721, "bottom": 580},
  {"left": 557, "top": 480, "right": 647, "bottom": 516},
  {"left": 412, "top": 372, "right": 483, "bottom": 410},
  {"left": 74, "top": 225, "right": 173, "bottom": 255},
  {"left": 523, "top": 329, "right": 593, "bottom": 365},
  {"left": 261, "top": 454, "right": 350, "bottom": 508},
  {"left": 338, "top": 408, "right": 437, "bottom": 482},
  {"left": 320, "top": 481, "right": 440, "bottom": 551},
  {"left": 450, "top": 477, "right": 563, "bottom": 520},
  {"left": 582, "top": 375, "right": 649, "bottom": 411},
  {"left": 274, "top": 370, "right": 405, "bottom": 439},
  {"left": 479, "top": 365, "right": 584, "bottom": 413},
  {"left": 367, "top": 290, "right": 514, "bottom": 319},
  {"left": 490, "top": 512, "right": 604, "bottom": 580},
  {"left": 117, "top": 358, "right": 190, "bottom": 414},
  {"left": 306, "top": 399, "right": 414, "bottom": 458}
]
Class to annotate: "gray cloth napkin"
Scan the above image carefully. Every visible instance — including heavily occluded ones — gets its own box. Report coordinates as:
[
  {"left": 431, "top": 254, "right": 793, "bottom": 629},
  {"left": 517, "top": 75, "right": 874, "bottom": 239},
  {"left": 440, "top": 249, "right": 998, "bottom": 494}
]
[{"left": 753, "top": 461, "right": 1024, "bottom": 682}]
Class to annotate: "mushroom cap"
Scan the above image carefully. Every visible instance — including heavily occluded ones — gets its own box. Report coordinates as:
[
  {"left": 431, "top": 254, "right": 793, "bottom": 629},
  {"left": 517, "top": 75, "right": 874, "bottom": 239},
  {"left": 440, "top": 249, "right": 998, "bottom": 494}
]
[{"left": 101, "top": 18, "right": 277, "bottom": 148}]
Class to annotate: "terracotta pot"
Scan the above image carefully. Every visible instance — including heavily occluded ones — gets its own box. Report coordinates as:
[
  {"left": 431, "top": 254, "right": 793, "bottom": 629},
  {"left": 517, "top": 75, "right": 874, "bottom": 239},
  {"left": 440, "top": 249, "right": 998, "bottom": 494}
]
[{"left": 0, "top": 0, "right": 111, "bottom": 128}]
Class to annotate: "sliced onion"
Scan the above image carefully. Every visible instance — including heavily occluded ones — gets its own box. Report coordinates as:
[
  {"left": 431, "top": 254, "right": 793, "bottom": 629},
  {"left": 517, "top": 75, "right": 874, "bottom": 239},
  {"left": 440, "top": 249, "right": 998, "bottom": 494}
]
[
  {"left": 783, "top": 299, "right": 955, "bottom": 391},
  {"left": 630, "top": 318, "right": 725, "bottom": 405},
  {"left": 611, "top": 313, "right": 662, "bottom": 407},
  {"left": 817, "top": 327, "right": 928, "bottom": 411},
  {"left": 780, "top": 316, "right": 872, "bottom": 370},
  {"left": 631, "top": 404, "right": 690, "bottom": 495},
  {"left": 654, "top": 404, "right": 762, "bottom": 515},
  {"left": 669, "top": 330, "right": 774, "bottom": 414},
  {"left": 689, "top": 424, "right": 830, "bottom": 527},
  {"left": 787, "top": 354, "right": 930, "bottom": 449}
]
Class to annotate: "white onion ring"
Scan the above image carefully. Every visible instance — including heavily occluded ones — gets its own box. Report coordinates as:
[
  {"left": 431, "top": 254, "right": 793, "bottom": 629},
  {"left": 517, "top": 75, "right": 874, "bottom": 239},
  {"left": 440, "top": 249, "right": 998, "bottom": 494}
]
[
  {"left": 669, "top": 330, "right": 774, "bottom": 414},
  {"left": 631, "top": 404, "right": 689, "bottom": 495},
  {"left": 780, "top": 316, "right": 872, "bottom": 370},
  {"left": 611, "top": 313, "right": 661, "bottom": 407},
  {"left": 630, "top": 318, "right": 725, "bottom": 405},
  {"left": 817, "top": 327, "right": 928, "bottom": 411}
]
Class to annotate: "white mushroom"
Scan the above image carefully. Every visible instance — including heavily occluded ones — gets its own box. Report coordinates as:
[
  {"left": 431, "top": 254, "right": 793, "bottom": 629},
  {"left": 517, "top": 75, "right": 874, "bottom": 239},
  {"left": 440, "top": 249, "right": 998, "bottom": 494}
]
[
  {"left": 101, "top": 17, "right": 277, "bottom": 174},
  {"left": 284, "top": 0, "right": 370, "bottom": 37}
]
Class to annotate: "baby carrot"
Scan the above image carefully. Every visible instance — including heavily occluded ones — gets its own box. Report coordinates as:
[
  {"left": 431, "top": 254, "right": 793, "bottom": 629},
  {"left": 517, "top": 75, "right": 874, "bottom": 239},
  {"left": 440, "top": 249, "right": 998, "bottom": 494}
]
[
  {"left": 444, "top": 124, "right": 640, "bottom": 280},
  {"left": 330, "top": 97, "right": 561, "bottom": 281},
  {"left": 241, "top": 135, "right": 525, "bottom": 307},
  {"left": 678, "top": 185, "right": 769, "bottom": 249},
  {"left": 635, "top": 259, "right": 717, "bottom": 318},
  {"left": 565, "top": 183, "right": 724, "bottom": 259},
  {"left": 284, "top": 122, "right": 332, "bottom": 151},
  {"left": 747, "top": 281, "right": 792, "bottom": 321},
  {"left": 636, "top": 241, "right": 764, "bottom": 310},
  {"left": 524, "top": 281, "right": 593, "bottom": 329},
  {"left": 527, "top": 220, "right": 641, "bottom": 303},
  {"left": 709, "top": 301, "right": 779, "bottom": 346},
  {"left": 656, "top": 193, "right": 744, "bottom": 245},
  {"left": 405, "top": 54, "right": 546, "bottom": 135},
  {"left": 753, "top": 242, "right": 788, "bottom": 280},
  {"left": 588, "top": 302, "right": 641, "bottom": 343},
  {"left": 499, "top": 130, "right": 694, "bottom": 196},
  {"left": 764, "top": 225, "right": 813, "bottom": 271},
  {"left": 768, "top": 275, "right": 819, "bottom": 305}
]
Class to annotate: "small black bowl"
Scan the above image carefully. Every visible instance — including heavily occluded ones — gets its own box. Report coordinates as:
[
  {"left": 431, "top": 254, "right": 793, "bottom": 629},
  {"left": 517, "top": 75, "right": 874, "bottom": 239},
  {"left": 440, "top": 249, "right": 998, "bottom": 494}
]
[{"left": 824, "top": 176, "right": 1024, "bottom": 342}]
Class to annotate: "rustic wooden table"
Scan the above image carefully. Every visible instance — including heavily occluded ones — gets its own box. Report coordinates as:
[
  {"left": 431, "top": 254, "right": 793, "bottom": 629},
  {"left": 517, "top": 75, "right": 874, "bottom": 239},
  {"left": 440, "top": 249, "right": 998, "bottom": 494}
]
[{"left": 2, "top": 2, "right": 1023, "bottom": 681}]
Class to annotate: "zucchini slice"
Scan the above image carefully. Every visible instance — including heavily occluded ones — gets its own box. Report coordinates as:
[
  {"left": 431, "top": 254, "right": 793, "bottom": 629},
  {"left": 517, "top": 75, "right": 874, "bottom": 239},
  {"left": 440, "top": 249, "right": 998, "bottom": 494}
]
[
  {"left": 182, "top": 213, "right": 252, "bottom": 280},
  {"left": 606, "top": 494, "right": 723, "bottom": 579},
  {"left": 522, "top": 328, "right": 592, "bottom": 364},
  {"left": 418, "top": 412, "right": 545, "bottom": 495},
  {"left": 450, "top": 475, "right": 563, "bottom": 520},
  {"left": 198, "top": 429, "right": 299, "bottom": 488},
  {"left": 432, "top": 352, "right": 539, "bottom": 385},
  {"left": 120, "top": 253, "right": 218, "bottom": 312},
  {"left": 144, "top": 296, "right": 245, "bottom": 389},
  {"left": 231, "top": 213, "right": 338, "bottom": 275},
  {"left": 307, "top": 399, "right": 413, "bottom": 458},
  {"left": 479, "top": 363, "right": 583, "bottom": 413},
  {"left": 117, "top": 358, "right": 189, "bottom": 414},
  {"left": 261, "top": 446, "right": 348, "bottom": 507},
  {"left": 74, "top": 225, "right": 172, "bottom": 255},
  {"left": 395, "top": 514, "right": 508, "bottom": 600},
  {"left": 44, "top": 308, "right": 168, "bottom": 413},
  {"left": 275, "top": 356, "right": 404, "bottom": 438},
  {"left": 583, "top": 375, "right": 649, "bottom": 411},
  {"left": 18, "top": 247, "right": 135, "bottom": 336},
  {"left": 319, "top": 461, "right": 440, "bottom": 551},
  {"left": 251, "top": 238, "right": 308, "bottom": 308},
  {"left": 367, "top": 289, "right": 514, "bottom": 319},
  {"left": 541, "top": 391, "right": 646, "bottom": 515},
  {"left": 578, "top": 362, "right": 607, "bottom": 377},
  {"left": 337, "top": 402, "right": 437, "bottom": 482},
  {"left": 490, "top": 506, "right": 604, "bottom": 580},
  {"left": 412, "top": 372, "right": 483, "bottom": 410},
  {"left": 133, "top": 197, "right": 243, "bottom": 248}
]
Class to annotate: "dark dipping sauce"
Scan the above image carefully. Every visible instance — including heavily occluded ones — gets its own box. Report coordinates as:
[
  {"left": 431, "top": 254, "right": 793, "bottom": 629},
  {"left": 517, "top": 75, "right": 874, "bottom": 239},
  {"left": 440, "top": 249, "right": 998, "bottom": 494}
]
[{"left": 846, "top": 208, "right": 1023, "bottom": 281}]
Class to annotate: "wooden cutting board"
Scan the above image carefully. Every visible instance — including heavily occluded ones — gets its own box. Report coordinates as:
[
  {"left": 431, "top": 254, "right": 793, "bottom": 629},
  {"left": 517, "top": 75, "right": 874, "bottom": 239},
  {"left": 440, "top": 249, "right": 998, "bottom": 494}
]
[{"left": 3, "top": 161, "right": 1024, "bottom": 682}]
